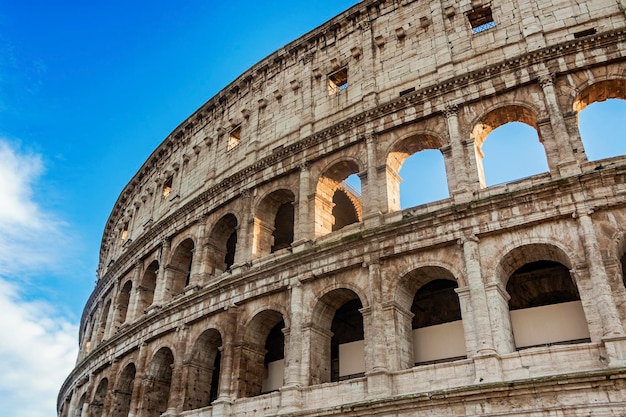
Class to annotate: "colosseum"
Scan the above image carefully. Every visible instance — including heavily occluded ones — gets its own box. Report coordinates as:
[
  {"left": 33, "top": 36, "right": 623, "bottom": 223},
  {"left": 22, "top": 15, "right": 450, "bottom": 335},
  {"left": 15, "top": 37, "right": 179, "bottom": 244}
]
[{"left": 59, "top": 0, "right": 626, "bottom": 416}]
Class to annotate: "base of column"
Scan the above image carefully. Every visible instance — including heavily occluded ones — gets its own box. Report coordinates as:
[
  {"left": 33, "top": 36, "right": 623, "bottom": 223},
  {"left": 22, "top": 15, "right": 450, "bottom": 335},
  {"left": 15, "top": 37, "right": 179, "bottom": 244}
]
[
  {"left": 277, "top": 384, "right": 304, "bottom": 415},
  {"left": 602, "top": 335, "right": 626, "bottom": 367},
  {"left": 211, "top": 397, "right": 234, "bottom": 417},
  {"left": 366, "top": 368, "right": 392, "bottom": 398},
  {"left": 473, "top": 352, "right": 502, "bottom": 383},
  {"left": 291, "top": 239, "right": 313, "bottom": 254}
]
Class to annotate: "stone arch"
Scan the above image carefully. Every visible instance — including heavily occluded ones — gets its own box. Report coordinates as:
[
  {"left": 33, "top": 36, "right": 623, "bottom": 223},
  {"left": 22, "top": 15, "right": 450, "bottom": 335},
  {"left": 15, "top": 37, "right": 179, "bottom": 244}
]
[
  {"left": 309, "top": 287, "right": 367, "bottom": 384},
  {"left": 95, "top": 298, "right": 112, "bottom": 344},
  {"left": 111, "top": 362, "right": 136, "bottom": 417},
  {"left": 496, "top": 243, "right": 589, "bottom": 350},
  {"left": 315, "top": 158, "right": 363, "bottom": 237},
  {"left": 183, "top": 328, "right": 223, "bottom": 411},
  {"left": 573, "top": 78, "right": 626, "bottom": 161},
  {"left": 470, "top": 103, "right": 546, "bottom": 187},
  {"left": 206, "top": 213, "right": 239, "bottom": 274},
  {"left": 385, "top": 132, "right": 448, "bottom": 211},
  {"left": 88, "top": 377, "right": 108, "bottom": 417},
  {"left": 393, "top": 266, "right": 465, "bottom": 368},
  {"left": 236, "top": 309, "right": 286, "bottom": 398},
  {"left": 74, "top": 392, "right": 88, "bottom": 417},
  {"left": 115, "top": 279, "right": 133, "bottom": 328},
  {"left": 137, "top": 260, "right": 159, "bottom": 314},
  {"left": 140, "top": 347, "right": 175, "bottom": 417},
  {"left": 164, "top": 237, "right": 195, "bottom": 300},
  {"left": 252, "top": 189, "right": 296, "bottom": 257}
]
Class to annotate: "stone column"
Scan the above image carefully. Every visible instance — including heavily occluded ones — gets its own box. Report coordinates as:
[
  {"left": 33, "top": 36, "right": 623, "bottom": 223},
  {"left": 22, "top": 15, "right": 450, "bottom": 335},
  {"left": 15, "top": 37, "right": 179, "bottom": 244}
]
[
  {"left": 104, "top": 282, "right": 119, "bottom": 339},
  {"left": 164, "top": 326, "right": 189, "bottom": 414},
  {"left": 129, "top": 343, "right": 152, "bottom": 417},
  {"left": 233, "top": 190, "right": 252, "bottom": 268},
  {"left": 152, "top": 238, "right": 171, "bottom": 306},
  {"left": 362, "top": 133, "right": 382, "bottom": 223},
  {"left": 446, "top": 105, "right": 480, "bottom": 199},
  {"left": 538, "top": 72, "right": 581, "bottom": 176},
  {"left": 460, "top": 235, "right": 502, "bottom": 382},
  {"left": 299, "top": 52, "right": 316, "bottom": 138},
  {"left": 577, "top": 211, "right": 624, "bottom": 337},
  {"left": 215, "top": 307, "right": 239, "bottom": 403},
  {"left": 188, "top": 217, "right": 207, "bottom": 288},
  {"left": 126, "top": 260, "right": 143, "bottom": 323},
  {"left": 293, "top": 163, "right": 312, "bottom": 250},
  {"left": 284, "top": 277, "right": 305, "bottom": 387},
  {"left": 484, "top": 281, "right": 515, "bottom": 353},
  {"left": 455, "top": 286, "right": 477, "bottom": 357},
  {"left": 359, "top": 20, "right": 378, "bottom": 109}
]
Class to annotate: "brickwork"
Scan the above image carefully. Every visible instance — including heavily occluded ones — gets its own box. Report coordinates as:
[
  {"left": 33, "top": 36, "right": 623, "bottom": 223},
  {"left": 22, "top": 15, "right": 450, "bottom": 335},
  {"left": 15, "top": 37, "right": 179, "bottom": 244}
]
[{"left": 59, "top": 0, "right": 626, "bottom": 416}]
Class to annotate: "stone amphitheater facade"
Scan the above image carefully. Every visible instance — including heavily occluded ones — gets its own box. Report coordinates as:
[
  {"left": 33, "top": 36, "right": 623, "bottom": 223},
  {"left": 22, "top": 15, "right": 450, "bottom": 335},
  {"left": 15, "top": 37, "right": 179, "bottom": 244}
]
[{"left": 59, "top": 0, "right": 626, "bottom": 416}]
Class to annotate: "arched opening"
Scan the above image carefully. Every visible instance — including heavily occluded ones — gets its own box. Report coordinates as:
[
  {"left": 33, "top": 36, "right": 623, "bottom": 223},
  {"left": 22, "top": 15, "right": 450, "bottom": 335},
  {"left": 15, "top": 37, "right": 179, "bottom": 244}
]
[
  {"left": 88, "top": 378, "right": 108, "bottom": 417},
  {"left": 315, "top": 160, "right": 362, "bottom": 237},
  {"left": 111, "top": 363, "right": 136, "bottom": 417},
  {"left": 501, "top": 245, "right": 590, "bottom": 349},
  {"left": 165, "top": 238, "right": 195, "bottom": 299},
  {"left": 472, "top": 106, "right": 548, "bottom": 187},
  {"left": 141, "top": 348, "right": 174, "bottom": 417},
  {"left": 309, "top": 288, "right": 365, "bottom": 384},
  {"left": 386, "top": 134, "right": 448, "bottom": 211},
  {"left": 237, "top": 310, "right": 285, "bottom": 398},
  {"left": 411, "top": 279, "right": 465, "bottom": 364},
  {"left": 137, "top": 261, "right": 158, "bottom": 314},
  {"left": 207, "top": 214, "right": 238, "bottom": 274},
  {"left": 75, "top": 393, "right": 87, "bottom": 417},
  {"left": 115, "top": 280, "right": 133, "bottom": 328},
  {"left": 95, "top": 299, "right": 111, "bottom": 344},
  {"left": 253, "top": 190, "right": 295, "bottom": 257},
  {"left": 574, "top": 80, "right": 626, "bottom": 161},
  {"left": 183, "top": 329, "right": 223, "bottom": 411}
]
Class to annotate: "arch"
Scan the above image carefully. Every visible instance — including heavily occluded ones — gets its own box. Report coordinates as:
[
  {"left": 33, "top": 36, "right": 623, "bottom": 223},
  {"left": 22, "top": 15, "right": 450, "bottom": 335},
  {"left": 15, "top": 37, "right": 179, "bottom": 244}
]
[
  {"left": 95, "top": 299, "right": 112, "bottom": 344},
  {"left": 137, "top": 261, "right": 159, "bottom": 314},
  {"left": 183, "top": 328, "right": 223, "bottom": 410},
  {"left": 111, "top": 363, "right": 136, "bottom": 417},
  {"left": 88, "top": 377, "right": 108, "bottom": 417},
  {"left": 309, "top": 288, "right": 365, "bottom": 384},
  {"left": 165, "top": 237, "right": 195, "bottom": 300},
  {"left": 140, "top": 347, "right": 175, "bottom": 417},
  {"left": 253, "top": 189, "right": 295, "bottom": 257},
  {"left": 497, "top": 244, "right": 589, "bottom": 349},
  {"left": 74, "top": 392, "right": 87, "bottom": 417},
  {"left": 573, "top": 79, "right": 626, "bottom": 161},
  {"left": 207, "top": 213, "right": 239, "bottom": 274},
  {"left": 394, "top": 266, "right": 465, "bottom": 367},
  {"left": 385, "top": 133, "right": 448, "bottom": 210},
  {"left": 470, "top": 104, "right": 547, "bottom": 187},
  {"left": 115, "top": 280, "right": 133, "bottom": 328},
  {"left": 237, "top": 309, "right": 285, "bottom": 398},
  {"left": 315, "top": 159, "right": 363, "bottom": 237}
]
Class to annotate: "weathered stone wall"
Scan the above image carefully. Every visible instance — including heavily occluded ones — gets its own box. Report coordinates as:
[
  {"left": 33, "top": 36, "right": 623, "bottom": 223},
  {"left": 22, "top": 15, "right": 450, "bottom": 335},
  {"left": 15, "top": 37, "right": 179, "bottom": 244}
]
[{"left": 59, "top": 0, "right": 626, "bottom": 416}]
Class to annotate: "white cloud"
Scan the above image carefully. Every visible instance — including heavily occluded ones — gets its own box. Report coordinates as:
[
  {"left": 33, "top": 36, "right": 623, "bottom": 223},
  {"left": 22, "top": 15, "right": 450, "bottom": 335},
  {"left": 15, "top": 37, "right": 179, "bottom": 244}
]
[
  {"left": 0, "top": 278, "right": 78, "bottom": 417},
  {"left": 0, "top": 139, "right": 69, "bottom": 276},
  {"left": 0, "top": 139, "right": 79, "bottom": 417}
]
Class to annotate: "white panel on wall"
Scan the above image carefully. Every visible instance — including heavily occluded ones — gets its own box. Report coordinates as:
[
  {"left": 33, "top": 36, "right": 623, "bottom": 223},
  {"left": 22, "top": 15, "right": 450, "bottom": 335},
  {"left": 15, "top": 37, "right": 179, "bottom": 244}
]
[
  {"left": 509, "top": 301, "right": 590, "bottom": 348},
  {"left": 261, "top": 359, "right": 285, "bottom": 393},
  {"left": 339, "top": 340, "right": 365, "bottom": 377},
  {"left": 413, "top": 320, "right": 466, "bottom": 364}
]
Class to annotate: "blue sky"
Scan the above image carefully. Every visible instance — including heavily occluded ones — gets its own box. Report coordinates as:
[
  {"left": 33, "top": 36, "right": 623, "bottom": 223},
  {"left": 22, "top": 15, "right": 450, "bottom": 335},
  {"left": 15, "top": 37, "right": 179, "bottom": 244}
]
[{"left": 0, "top": 1, "right": 624, "bottom": 416}]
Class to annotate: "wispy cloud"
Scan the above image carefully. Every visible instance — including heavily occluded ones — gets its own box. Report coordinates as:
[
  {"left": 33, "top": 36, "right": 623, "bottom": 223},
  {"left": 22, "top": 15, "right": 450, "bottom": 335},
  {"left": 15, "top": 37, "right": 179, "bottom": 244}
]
[{"left": 0, "top": 139, "right": 78, "bottom": 417}]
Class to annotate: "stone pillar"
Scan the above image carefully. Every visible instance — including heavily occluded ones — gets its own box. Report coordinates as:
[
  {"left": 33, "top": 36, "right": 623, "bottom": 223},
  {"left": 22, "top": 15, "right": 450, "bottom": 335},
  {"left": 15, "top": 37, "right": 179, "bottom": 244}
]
[
  {"left": 215, "top": 307, "right": 239, "bottom": 403},
  {"left": 126, "top": 260, "right": 143, "bottom": 323},
  {"left": 359, "top": 20, "right": 379, "bottom": 109},
  {"left": 577, "top": 211, "right": 624, "bottom": 337},
  {"left": 299, "top": 52, "right": 316, "bottom": 138},
  {"left": 152, "top": 238, "right": 171, "bottom": 306},
  {"left": 460, "top": 235, "right": 502, "bottom": 382},
  {"left": 293, "top": 163, "right": 311, "bottom": 248},
  {"left": 129, "top": 343, "right": 152, "bottom": 417},
  {"left": 104, "top": 282, "right": 119, "bottom": 339},
  {"left": 446, "top": 105, "right": 480, "bottom": 200},
  {"left": 362, "top": 133, "right": 382, "bottom": 224},
  {"left": 188, "top": 217, "right": 207, "bottom": 287},
  {"left": 538, "top": 72, "right": 581, "bottom": 176},
  {"left": 284, "top": 277, "right": 305, "bottom": 387},
  {"left": 164, "top": 326, "right": 189, "bottom": 414},
  {"left": 380, "top": 301, "right": 413, "bottom": 371},
  {"left": 484, "top": 281, "right": 515, "bottom": 353},
  {"left": 455, "top": 286, "right": 477, "bottom": 357},
  {"left": 102, "top": 358, "right": 122, "bottom": 417},
  {"left": 233, "top": 190, "right": 252, "bottom": 268}
]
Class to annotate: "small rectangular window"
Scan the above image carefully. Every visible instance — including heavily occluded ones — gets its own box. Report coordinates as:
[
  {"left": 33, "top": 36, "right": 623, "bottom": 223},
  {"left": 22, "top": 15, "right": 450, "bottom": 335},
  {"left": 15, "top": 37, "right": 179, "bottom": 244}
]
[
  {"left": 328, "top": 68, "right": 348, "bottom": 95},
  {"left": 228, "top": 126, "right": 241, "bottom": 151},
  {"left": 121, "top": 222, "right": 129, "bottom": 242},
  {"left": 467, "top": 7, "right": 496, "bottom": 34},
  {"left": 163, "top": 176, "right": 173, "bottom": 198}
]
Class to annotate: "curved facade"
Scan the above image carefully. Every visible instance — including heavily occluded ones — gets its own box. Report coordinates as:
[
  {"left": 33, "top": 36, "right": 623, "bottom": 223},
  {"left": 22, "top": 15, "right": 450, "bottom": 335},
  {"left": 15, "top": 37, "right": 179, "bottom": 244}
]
[{"left": 59, "top": 0, "right": 626, "bottom": 416}]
